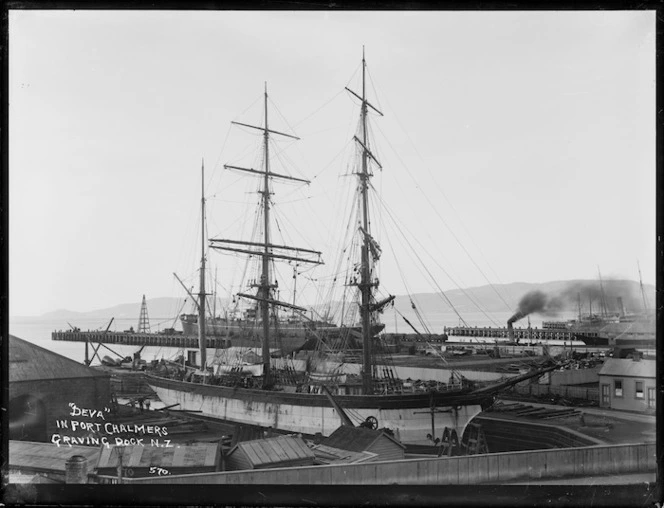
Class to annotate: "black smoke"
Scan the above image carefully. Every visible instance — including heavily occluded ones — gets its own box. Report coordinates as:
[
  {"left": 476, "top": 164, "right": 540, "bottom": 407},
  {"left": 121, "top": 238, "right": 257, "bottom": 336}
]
[
  {"left": 508, "top": 279, "right": 651, "bottom": 325},
  {"left": 509, "top": 290, "right": 564, "bottom": 324}
]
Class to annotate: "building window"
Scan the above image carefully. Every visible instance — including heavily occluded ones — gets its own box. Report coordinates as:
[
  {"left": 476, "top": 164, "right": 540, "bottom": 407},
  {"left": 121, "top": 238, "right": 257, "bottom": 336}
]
[
  {"left": 647, "top": 388, "right": 656, "bottom": 409},
  {"left": 635, "top": 381, "right": 644, "bottom": 399},
  {"left": 614, "top": 379, "right": 623, "bottom": 397}
]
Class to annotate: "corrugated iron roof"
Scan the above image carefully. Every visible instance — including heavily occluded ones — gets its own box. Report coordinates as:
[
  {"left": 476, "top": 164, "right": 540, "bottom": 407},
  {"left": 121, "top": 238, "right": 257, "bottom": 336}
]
[
  {"left": 96, "top": 443, "right": 219, "bottom": 469},
  {"left": 9, "top": 440, "right": 101, "bottom": 472},
  {"left": 322, "top": 426, "right": 405, "bottom": 452},
  {"left": 598, "top": 358, "right": 656, "bottom": 378},
  {"left": 231, "top": 435, "right": 314, "bottom": 467},
  {"left": 9, "top": 335, "right": 110, "bottom": 382},
  {"left": 310, "top": 443, "right": 376, "bottom": 464}
]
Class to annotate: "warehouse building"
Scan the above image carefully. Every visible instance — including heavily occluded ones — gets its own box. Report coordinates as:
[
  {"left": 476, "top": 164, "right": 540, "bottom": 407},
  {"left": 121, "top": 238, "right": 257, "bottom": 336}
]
[
  {"left": 598, "top": 357, "right": 656, "bottom": 412},
  {"left": 9, "top": 335, "right": 111, "bottom": 442}
]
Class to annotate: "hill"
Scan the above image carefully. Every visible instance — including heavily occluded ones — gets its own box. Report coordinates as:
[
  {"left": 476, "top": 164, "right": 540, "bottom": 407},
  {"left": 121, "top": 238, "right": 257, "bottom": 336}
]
[{"left": 32, "top": 279, "right": 654, "bottom": 322}]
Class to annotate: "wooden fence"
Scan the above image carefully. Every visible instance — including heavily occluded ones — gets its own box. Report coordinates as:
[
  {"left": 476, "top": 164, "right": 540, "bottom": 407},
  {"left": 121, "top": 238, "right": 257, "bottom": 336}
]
[{"left": 123, "top": 442, "right": 655, "bottom": 484}]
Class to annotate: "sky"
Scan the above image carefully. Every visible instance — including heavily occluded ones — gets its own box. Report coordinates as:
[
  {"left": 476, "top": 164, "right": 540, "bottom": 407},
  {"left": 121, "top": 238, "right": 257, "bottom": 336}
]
[{"left": 8, "top": 10, "right": 656, "bottom": 317}]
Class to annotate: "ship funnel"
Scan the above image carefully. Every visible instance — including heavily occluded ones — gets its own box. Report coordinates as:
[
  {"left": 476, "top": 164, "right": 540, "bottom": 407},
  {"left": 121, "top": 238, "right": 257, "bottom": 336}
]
[{"left": 507, "top": 311, "right": 525, "bottom": 343}]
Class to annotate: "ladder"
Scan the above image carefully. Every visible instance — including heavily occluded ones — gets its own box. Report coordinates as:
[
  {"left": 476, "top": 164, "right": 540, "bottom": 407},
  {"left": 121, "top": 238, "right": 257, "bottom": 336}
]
[{"left": 464, "top": 422, "right": 489, "bottom": 455}]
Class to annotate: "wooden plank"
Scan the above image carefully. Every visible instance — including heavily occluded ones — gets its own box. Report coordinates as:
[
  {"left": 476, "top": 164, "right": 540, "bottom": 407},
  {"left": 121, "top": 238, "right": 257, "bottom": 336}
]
[
  {"left": 286, "top": 437, "right": 312, "bottom": 460},
  {"left": 171, "top": 444, "right": 187, "bottom": 467},
  {"left": 204, "top": 444, "right": 218, "bottom": 467},
  {"left": 262, "top": 439, "right": 289, "bottom": 463},
  {"left": 241, "top": 443, "right": 266, "bottom": 466},
  {"left": 270, "top": 437, "right": 296, "bottom": 461},
  {"left": 127, "top": 446, "right": 144, "bottom": 467},
  {"left": 275, "top": 437, "right": 303, "bottom": 461}
]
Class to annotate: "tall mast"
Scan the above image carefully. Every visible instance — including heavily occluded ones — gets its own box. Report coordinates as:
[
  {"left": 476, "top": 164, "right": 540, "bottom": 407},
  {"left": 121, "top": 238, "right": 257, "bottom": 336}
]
[
  {"left": 359, "top": 48, "right": 373, "bottom": 394},
  {"left": 597, "top": 266, "right": 607, "bottom": 316},
  {"left": 292, "top": 263, "right": 298, "bottom": 318},
  {"left": 342, "top": 48, "right": 390, "bottom": 394},
  {"left": 198, "top": 159, "right": 207, "bottom": 371},
  {"left": 637, "top": 260, "right": 649, "bottom": 313},
  {"left": 210, "top": 84, "right": 323, "bottom": 388},
  {"left": 261, "top": 82, "right": 272, "bottom": 386},
  {"left": 213, "top": 267, "right": 217, "bottom": 319}
]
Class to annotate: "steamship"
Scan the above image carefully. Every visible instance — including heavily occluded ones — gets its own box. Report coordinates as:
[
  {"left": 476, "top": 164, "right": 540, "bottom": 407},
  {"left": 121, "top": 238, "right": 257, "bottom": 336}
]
[
  {"left": 179, "top": 311, "right": 384, "bottom": 355},
  {"left": 444, "top": 311, "right": 655, "bottom": 348}
]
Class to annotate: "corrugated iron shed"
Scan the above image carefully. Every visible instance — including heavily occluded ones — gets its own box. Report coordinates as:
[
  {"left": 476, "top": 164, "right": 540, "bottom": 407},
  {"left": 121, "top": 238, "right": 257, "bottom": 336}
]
[
  {"left": 322, "top": 426, "right": 405, "bottom": 453},
  {"left": 9, "top": 440, "right": 101, "bottom": 473},
  {"left": 96, "top": 443, "right": 219, "bottom": 470},
  {"left": 227, "top": 435, "right": 315, "bottom": 469},
  {"left": 9, "top": 335, "right": 110, "bottom": 382},
  {"left": 310, "top": 443, "right": 376, "bottom": 465},
  {"left": 599, "top": 359, "right": 655, "bottom": 378}
]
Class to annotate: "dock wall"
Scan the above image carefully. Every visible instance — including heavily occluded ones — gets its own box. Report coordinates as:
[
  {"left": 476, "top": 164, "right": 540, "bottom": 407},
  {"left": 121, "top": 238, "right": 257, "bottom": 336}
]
[
  {"left": 473, "top": 414, "right": 603, "bottom": 452},
  {"left": 124, "top": 442, "right": 655, "bottom": 484},
  {"left": 510, "top": 383, "right": 600, "bottom": 402}
]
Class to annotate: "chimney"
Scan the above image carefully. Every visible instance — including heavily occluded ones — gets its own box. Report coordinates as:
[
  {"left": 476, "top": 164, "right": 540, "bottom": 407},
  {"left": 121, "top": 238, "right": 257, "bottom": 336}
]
[
  {"left": 507, "top": 311, "right": 524, "bottom": 343},
  {"left": 65, "top": 455, "right": 89, "bottom": 484},
  {"left": 617, "top": 297, "right": 625, "bottom": 317}
]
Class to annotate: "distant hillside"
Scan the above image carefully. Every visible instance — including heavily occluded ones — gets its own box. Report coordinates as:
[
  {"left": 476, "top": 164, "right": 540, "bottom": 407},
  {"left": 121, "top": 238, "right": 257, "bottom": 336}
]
[
  {"left": 39, "top": 297, "right": 204, "bottom": 321},
  {"left": 395, "top": 279, "right": 655, "bottom": 317},
  {"left": 33, "top": 279, "right": 653, "bottom": 322}
]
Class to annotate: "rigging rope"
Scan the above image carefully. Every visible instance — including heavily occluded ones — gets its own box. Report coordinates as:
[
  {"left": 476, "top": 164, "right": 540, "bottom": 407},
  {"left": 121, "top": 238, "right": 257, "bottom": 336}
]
[{"left": 370, "top": 96, "right": 515, "bottom": 312}]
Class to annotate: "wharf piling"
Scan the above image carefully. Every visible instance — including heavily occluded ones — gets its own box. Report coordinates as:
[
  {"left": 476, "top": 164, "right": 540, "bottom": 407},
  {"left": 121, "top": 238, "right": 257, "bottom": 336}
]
[{"left": 52, "top": 331, "right": 231, "bottom": 349}]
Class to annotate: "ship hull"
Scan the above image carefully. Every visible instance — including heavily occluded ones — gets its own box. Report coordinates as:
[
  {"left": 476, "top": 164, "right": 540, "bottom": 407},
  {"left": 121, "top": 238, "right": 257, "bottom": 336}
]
[
  {"left": 146, "top": 374, "right": 485, "bottom": 445},
  {"left": 572, "top": 334, "right": 611, "bottom": 346},
  {"left": 180, "top": 316, "right": 385, "bottom": 354}
]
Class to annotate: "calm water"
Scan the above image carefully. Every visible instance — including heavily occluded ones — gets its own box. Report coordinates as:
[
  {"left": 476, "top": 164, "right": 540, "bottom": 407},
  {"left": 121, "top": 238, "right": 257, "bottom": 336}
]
[{"left": 9, "top": 310, "right": 579, "bottom": 364}]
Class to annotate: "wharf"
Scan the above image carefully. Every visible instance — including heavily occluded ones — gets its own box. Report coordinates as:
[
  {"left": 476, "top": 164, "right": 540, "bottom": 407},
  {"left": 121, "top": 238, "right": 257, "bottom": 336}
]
[
  {"left": 384, "top": 326, "right": 576, "bottom": 342},
  {"left": 52, "top": 330, "right": 229, "bottom": 349},
  {"left": 443, "top": 325, "right": 575, "bottom": 341}
]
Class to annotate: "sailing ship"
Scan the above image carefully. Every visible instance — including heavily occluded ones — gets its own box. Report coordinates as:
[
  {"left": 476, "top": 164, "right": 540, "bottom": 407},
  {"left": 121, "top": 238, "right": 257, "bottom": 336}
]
[{"left": 146, "top": 52, "right": 559, "bottom": 446}]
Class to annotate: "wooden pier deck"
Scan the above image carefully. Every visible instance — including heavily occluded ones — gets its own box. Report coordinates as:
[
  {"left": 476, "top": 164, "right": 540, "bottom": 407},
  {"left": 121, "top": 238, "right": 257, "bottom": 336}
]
[{"left": 52, "top": 331, "right": 230, "bottom": 349}]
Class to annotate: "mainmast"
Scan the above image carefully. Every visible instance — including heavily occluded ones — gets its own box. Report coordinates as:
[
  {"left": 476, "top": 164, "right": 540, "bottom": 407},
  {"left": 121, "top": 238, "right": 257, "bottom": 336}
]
[
  {"left": 346, "top": 48, "right": 386, "bottom": 395},
  {"left": 198, "top": 159, "right": 207, "bottom": 371},
  {"left": 260, "top": 83, "right": 273, "bottom": 386},
  {"left": 210, "top": 83, "right": 323, "bottom": 388},
  {"left": 359, "top": 50, "right": 373, "bottom": 394}
]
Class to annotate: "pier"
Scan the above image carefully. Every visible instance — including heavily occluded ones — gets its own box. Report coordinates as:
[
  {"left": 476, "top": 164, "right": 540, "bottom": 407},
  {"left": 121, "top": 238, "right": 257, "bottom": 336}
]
[
  {"left": 442, "top": 325, "right": 576, "bottom": 342},
  {"left": 52, "top": 331, "right": 231, "bottom": 349}
]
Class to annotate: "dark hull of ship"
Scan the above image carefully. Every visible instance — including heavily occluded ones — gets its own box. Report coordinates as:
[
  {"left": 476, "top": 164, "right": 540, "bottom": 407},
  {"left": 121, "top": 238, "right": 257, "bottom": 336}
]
[
  {"left": 145, "top": 366, "right": 554, "bottom": 445},
  {"left": 573, "top": 334, "right": 611, "bottom": 346},
  {"left": 180, "top": 316, "right": 385, "bottom": 353},
  {"left": 574, "top": 333, "right": 656, "bottom": 348}
]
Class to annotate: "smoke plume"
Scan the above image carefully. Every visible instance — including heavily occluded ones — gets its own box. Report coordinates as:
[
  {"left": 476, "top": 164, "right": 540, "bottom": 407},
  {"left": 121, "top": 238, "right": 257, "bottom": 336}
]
[
  {"left": 508, "top": 290, "right": 564, "bottom": 324},
  {"left": 507, "top": 279, "right": 651, "bottom": 325}
]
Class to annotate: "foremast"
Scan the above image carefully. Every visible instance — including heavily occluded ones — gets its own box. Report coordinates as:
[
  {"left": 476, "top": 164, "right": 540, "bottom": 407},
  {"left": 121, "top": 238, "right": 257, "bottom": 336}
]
[
  {"left": 198, "top": 160, "right": 207, "bottom": 371},
  {"left": 210, "top": 83, "right": 322, "bottom": 388}
]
